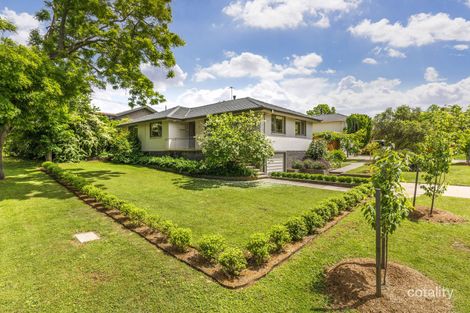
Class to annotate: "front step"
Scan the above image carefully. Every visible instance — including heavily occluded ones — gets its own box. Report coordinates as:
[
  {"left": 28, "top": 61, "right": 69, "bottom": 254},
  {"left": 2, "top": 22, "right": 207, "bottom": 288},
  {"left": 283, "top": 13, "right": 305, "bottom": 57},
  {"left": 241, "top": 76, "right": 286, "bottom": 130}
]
[{"left": 246, "top": 165, "right": 268, "bottom": 178}]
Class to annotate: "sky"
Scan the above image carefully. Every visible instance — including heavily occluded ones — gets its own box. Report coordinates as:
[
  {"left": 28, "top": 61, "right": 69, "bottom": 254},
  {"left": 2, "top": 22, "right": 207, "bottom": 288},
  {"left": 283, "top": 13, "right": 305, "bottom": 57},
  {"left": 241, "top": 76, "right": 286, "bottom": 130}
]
[{"left": 1, "top": 0, "right": 470, "bottom": 115}]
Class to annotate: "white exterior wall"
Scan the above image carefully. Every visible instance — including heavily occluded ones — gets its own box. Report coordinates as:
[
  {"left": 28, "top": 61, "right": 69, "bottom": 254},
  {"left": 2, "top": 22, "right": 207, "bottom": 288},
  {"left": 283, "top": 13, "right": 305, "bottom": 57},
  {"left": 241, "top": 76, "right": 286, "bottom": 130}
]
[
  {"left": 312, "top": 121, "right": 346, "bottom": 133},
  {"left": 261, "top": 112, "right": 314, "bottom": 151},
  {"left": 136, "top": 121, "right": 169, "bottom": 151}
]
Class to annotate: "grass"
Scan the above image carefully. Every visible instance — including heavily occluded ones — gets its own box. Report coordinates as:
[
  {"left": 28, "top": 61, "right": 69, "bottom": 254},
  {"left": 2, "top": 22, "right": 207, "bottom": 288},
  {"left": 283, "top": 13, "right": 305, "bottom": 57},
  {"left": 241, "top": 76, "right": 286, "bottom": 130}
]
[
  {"left": 1, "top": 158, "right": 470, "bottom": 312},
  {"left": 59, "top": 161, "right": 341, "bottom": 247}
]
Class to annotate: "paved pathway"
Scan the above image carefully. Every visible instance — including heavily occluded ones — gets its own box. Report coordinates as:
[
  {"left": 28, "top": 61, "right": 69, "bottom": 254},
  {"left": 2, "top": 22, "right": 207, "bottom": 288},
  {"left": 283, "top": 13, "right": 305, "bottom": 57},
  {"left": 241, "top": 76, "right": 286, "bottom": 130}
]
[
  {"left": 347, "top": 155, "right": 372, "bottom": 161},
  {"left": 330, "top": 162, "right": 366, "bottom": 174},
  {"left": 402, "top": 183, "right": 470, "bottom": 199},
  {"left": 261, "top": 178, "right": 350, "bottom": 192},
  {"left": 263, "top": 178, "right": 470, "bottom": 199}
]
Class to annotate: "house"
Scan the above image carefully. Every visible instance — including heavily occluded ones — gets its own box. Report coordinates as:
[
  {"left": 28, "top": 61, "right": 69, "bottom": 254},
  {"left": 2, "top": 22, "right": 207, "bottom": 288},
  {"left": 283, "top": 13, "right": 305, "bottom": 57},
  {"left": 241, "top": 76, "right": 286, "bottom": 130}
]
[
  {"left": 120, "top": 97, "right": 321, "bottom": 173},
  {"left": 101, "top": 106, "right": 156, "bottom": 121},
  {"left": 311, "top": 113, "right": 348, "bottom": 133}
]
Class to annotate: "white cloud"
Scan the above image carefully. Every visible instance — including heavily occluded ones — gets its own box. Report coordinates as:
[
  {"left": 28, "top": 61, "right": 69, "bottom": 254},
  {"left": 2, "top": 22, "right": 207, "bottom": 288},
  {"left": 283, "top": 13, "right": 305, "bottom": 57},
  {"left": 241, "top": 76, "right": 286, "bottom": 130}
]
[
  {"left": 424, "top": 67, "right": 443, "bottom": 82},
  {"left": 169, "top": 75, "right": 470, "bottom": 115},
  {"left": 193, "top": 51, "right": 322, "bottom": 82},
  {"left": 322, "top": 69, "right": 336, "bottom": 74},
  {"left": 386, "top": 48, "right": 406, "bottom": 58},
  {"left": 454, "top": 44, "right": 469, "bottom": 51},
  {"left": 349, "top": 13, "right": 470, "bottom": 48},
  {"left": 141, "top": 64, "right": 187, "bottom": 92},
  {"left": 91, "top": 87, "right": 133, "bottom": 113},
  {"left": 0, "top": 8, "right": 40, "bottom": 45},
  {"left": 362, "top": 57, "right": 378, "bottom": 65},
  {"left": 466, "top": 0, "right": 470, "bottom": 8},
  {"left": 222, "top": 0, "right": 360, "bottom": 29}
]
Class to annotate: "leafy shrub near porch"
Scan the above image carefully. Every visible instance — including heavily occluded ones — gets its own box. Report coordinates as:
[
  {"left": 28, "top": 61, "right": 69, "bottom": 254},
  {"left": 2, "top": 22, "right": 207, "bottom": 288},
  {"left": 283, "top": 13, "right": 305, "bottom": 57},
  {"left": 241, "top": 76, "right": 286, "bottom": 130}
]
[
  {"left": 218, "top": 247, "right": 247, "bottom": 277},
  {"left": 271, "top": 171, "right": 369, "bottom": 184},
  {"left": 198, "top": 234, "right": 227, "bottom": 263},
  {"left": 169, "top": 227, "right": 192, "bottom": 252},
  {"left": 246, "top": 233, "right": 271, "bottom": 265},
  {"left": 306, "top": 139, "right": 327, "bottom": 160}
]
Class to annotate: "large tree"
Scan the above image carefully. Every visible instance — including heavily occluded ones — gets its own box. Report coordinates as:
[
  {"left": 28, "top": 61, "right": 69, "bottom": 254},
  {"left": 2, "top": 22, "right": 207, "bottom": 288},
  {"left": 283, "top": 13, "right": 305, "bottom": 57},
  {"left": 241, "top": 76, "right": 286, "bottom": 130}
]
[
  {"left": 1, "top": 0, "right": 183, "bottom": 179},
  {"left": 307, "top": 104, "right": 336, "bottom": 116}
]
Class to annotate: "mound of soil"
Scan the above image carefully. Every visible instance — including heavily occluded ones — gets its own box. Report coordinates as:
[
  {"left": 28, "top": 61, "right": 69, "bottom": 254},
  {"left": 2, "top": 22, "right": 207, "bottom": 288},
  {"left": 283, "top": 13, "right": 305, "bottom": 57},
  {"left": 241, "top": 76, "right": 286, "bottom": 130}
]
[
  {"left": 409, "top": 206, "right": 466, "bottom": 224},
  {"left": 325, "top": 258, "right": 453, "bottom": 313}
]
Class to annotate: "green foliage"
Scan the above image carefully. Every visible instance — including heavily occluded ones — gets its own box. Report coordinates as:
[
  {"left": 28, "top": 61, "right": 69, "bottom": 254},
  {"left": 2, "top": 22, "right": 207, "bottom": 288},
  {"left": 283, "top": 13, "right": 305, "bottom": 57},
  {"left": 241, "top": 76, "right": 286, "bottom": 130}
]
[
  {"left": 268, "top": 225, "right": 291, "bottom": 253},
  {"left": 302, "top": 159, "right": 330, "bottom": 170},
  {"left": 246, "top": 233, "right": 271, "bottom": 265},
  {"left": 419, "top": 130, "right": 453, "bottom": 213},
  {"left": 301, "top": 211, "right": 324, "bottom": 234},
  {"left": 306, "top": 140, "right": 327, "bottom": 160},
  {"left": 160, "top": 220, "right": 177, "bottom": 237},
  {"left": 198, "top": 234, "right": 227, "bottom": 263},
  {"left": 362, "top": 148, "right": 411, "bottom": 236},
  {"left": 307, "top": 104, "right": 336, "bottom": 116},
  {"left": 218, "top": 248, "right": 247, "bottom": 277},
  {"left": 198, "top": 111, "right": 274, "bottom": 169},
  {"left": 33, "top": 0, "right": 184, "bottom": 106},
  {"left": 284, "top": 217, "right": 308, "bottom": 241},
  {"left": 327, "top": 149, "right": 346, "bottom": 168},
  {"left": 270, "top": 171, "right": 370, "bottom": 185},
  {"left": 346, "top": 114, "right": 372, "bottom": 146},
  {"left": 169, "top": 228, "right": 192, "bottom": 252},
  {"left": 362, "top": 141, "right": 381, "bottom": 156}
]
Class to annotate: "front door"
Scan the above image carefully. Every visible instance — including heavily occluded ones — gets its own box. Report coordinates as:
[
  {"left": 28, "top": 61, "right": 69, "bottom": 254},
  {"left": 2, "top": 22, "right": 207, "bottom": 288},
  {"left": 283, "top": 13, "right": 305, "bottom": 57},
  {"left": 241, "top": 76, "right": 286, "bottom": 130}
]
[{"left": 188, "top": 122, "right": 196, "bottom": 149}]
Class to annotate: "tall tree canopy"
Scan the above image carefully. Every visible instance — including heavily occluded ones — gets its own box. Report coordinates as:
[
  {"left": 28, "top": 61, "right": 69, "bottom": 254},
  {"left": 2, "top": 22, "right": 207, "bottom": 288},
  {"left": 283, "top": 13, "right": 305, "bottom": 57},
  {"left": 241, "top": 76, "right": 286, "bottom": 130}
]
[{"left": 307, "top": 104, "right": 336, "bottom": 116}]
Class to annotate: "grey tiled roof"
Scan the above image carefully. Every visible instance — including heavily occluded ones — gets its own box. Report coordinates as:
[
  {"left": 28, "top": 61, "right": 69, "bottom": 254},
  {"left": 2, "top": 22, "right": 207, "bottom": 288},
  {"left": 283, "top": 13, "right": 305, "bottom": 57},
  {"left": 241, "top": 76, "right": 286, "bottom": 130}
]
[
  {"left": 114, "top": 106, "right": 156, "bottom": 117},
  {"left": 120, "top": 97, "right": 320, "bottom": 125},
  {"left": 313, "top": 113, "right": 348, "bottom": 122}
]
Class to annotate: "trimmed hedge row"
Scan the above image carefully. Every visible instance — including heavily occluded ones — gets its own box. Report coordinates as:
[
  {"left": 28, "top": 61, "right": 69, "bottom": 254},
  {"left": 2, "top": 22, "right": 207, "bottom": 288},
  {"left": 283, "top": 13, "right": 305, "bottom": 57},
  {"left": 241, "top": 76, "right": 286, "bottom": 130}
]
[
  {"left": 271, "top": 171, "right": 369, "bottom": 185},
  {"left": 43, "top": 162, "right": 373, "bottom": 277},
  {"left": 128, "top": 155, "right": 255, "bottom": 177}
]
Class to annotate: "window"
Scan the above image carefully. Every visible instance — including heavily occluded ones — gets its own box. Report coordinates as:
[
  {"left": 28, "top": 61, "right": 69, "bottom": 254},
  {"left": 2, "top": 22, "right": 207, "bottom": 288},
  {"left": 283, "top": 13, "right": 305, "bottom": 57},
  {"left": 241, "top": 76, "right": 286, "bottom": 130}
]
[
  {"left": 149, "top": 122, "right": 162, "bottom": 137},
  {"left": 271, "top": 115, "right": 285, "bottom": 134},
  {"left": 295, "top": 120, "right": 306, "bottom": 136}
]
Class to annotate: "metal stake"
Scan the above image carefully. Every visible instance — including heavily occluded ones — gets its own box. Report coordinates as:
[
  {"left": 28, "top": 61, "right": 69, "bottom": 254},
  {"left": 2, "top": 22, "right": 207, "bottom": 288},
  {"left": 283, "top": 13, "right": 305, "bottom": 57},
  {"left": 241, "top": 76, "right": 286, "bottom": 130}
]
[{"left": 375, "top": 188, "right": 382, "bottom": 297}]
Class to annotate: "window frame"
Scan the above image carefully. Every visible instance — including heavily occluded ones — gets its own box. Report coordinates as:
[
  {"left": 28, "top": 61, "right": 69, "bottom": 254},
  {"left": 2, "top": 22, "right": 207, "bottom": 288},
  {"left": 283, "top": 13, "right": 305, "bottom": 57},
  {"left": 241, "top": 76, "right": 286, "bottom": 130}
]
[
  {"left": 295, "top": 120, "right": 307, "bottom": 137},
  {"left": 271, "top": 115, "right": 286, "bottom": 134},
  {"left": 149, "top": 121, "right": 163, "bottom": 138}
]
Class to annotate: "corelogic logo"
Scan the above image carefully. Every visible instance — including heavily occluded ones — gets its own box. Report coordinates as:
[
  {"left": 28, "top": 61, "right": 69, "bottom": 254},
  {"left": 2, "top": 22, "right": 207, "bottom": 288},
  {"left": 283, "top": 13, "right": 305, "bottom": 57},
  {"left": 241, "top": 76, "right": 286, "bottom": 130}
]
[{"left": 407, "top": 287, "right": 454, "bottom": 299}]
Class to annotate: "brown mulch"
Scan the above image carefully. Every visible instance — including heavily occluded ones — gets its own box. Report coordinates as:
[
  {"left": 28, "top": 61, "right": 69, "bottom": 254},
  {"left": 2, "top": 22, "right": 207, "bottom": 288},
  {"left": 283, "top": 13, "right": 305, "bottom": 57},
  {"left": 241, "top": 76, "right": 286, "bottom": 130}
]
[
  {"left": 325, "top": 258, "right": 453, "bottom": 313},
  {"left": 409, "top": 206, "right": 466, "bottom": 224}
]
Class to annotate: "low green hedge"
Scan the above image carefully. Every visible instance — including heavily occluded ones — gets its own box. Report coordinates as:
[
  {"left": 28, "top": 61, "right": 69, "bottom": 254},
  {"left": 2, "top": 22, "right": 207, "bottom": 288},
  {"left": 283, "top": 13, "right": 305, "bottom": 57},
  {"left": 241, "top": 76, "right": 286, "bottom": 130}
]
[
  {"left": 42, "top": 162, "right": 373, "bottom": 277},
  {"left": 129, "top": 155, "right": 255, "bottom": 177},
  {"left": 270, "top": 171, "right": 369, "bottom": 185}
]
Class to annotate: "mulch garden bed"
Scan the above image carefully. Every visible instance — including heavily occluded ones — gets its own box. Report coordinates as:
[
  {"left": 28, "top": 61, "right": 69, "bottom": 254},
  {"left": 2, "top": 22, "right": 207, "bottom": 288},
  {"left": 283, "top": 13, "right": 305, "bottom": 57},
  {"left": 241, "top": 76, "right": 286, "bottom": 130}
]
[
  {"left": 409, "top": 206, "right": 467, "bottom": 224},
  {"left": 325, "top": 258, "right": 453, "bottom": 313},
  {"left": 43, "top": 169, "right": 355, "bottom": 289}
]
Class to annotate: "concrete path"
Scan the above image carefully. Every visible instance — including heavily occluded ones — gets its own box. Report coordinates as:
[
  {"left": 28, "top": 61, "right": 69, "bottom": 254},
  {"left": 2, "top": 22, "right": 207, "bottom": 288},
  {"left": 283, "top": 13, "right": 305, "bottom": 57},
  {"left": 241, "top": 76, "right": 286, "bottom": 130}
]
[
  {"left": 330, "top": 162, "right": 366, "bottom": 174},
  {"left": 347, "top": 155, "right": 372, "bottom": 161},
  {"left": 261, "top": 178, "right": 350, "bottom": 192},
  {"left": 402, "top": 183, "right": 470, "bottom": 199}
]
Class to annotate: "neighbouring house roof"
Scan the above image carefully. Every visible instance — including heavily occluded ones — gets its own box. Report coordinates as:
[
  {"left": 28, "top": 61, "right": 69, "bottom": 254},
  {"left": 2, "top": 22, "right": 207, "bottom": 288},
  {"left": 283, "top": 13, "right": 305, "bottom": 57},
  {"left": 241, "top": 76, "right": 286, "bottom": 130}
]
[
  {"left": 101, "top": 106, "right": 156, "bottom": 119},
  {"left": 120, "top": 97, "right": 321, "bottom": 125},
  {"left": 312, "top": 113, "right": 348, "bottom": 122}
]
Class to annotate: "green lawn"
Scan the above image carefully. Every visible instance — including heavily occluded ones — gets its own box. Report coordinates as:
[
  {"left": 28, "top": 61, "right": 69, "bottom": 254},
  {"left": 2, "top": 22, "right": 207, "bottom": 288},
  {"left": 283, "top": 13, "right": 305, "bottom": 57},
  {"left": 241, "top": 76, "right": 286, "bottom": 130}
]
[
  {"left": 60, "top": 161, "right": 341, "bottom": 247},
  {"left": 346, "top": 163, "right": 470, "bottom": 186},
  {"left": 1, "top": 159, "right": 470, "bottom": 312}
]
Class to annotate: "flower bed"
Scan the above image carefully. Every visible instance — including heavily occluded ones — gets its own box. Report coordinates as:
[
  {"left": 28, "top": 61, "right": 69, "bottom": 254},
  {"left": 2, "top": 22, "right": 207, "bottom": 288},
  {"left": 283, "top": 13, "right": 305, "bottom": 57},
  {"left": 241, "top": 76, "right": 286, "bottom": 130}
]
[
  {"left": 271, "top": 171, "right": 370, "bottom": 185},
  {"left": 42, "top": 161, "right": 373, "bottom": 288}
]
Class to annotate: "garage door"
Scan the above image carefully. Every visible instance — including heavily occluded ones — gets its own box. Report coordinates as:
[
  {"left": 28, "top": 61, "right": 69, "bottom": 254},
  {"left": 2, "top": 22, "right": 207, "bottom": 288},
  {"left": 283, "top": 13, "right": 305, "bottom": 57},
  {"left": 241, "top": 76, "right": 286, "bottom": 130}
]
[{"left": 266, "top": 153, "right": 285, "bottom": 174}]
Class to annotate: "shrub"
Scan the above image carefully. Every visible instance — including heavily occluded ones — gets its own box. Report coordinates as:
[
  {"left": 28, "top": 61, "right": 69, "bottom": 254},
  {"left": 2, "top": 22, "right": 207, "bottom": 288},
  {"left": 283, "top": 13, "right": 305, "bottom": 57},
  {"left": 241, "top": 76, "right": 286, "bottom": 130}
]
[
  {"left": 160, "top": 220, "right": 177, "bottom": 237},
  {"left": 284, "top": 216, "right": 308, "bottom": 241},
  {"left": 328, "top": 149, "right": 347, "bottom": 167},
  {"left": 127, "top": 206, "right": 149, "bottom": 225},
  {"left": 198, "top": 234, "right": 227, "bottom": 263},
  {"left": 291, "top": 160, "right": 304, "bottom": 169},
  {"left": 306, "top": 140, "right": 327, "bottom": 160},
  {"left": 268, "top": 225, "right": 291, "bottom": 252},
  {"left": 301, "top": 210, "right": 325, "bottom": 234},
  {"left": 246, "top": 233, "right": 271, "bottom": 265},
  {"left": 303, "top": 159, "right": 329, "bottom": 170},
  {"left": 330, "top": 197, "right": 348, "bottom": 212},
  {"left": 169, "top": 227, "right": 192, "bottom": 252},
  {"left": 218, "top": 247, "right": 247, "bottom": 277},
  {"left": 145, "top": 214, "right": 161, "bottom": 231}
]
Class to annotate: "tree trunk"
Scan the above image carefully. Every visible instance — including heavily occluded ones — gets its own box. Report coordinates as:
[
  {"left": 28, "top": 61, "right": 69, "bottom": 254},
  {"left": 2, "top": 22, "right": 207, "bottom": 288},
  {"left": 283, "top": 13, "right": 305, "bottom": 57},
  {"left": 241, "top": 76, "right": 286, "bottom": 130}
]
[
  {"left": 0, "top": 125, "right": 10, "bottom": 180},
  {"left": 46, "top": 151, "right": 52, "bottom": 162},
  {"left": 430, "top": 176, "right": 438, "bottom": 216}
]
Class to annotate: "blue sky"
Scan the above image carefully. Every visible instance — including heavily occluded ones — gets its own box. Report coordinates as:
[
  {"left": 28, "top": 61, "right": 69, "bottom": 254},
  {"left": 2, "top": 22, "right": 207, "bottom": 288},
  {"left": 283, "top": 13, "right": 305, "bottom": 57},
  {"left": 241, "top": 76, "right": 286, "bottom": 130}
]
[{"left": 1, "top": 0, "right": 470, "bottom": 115}]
